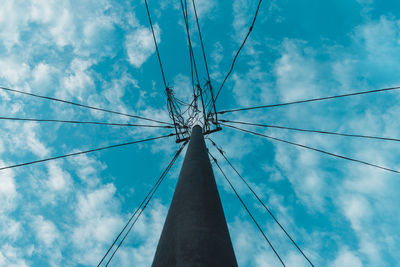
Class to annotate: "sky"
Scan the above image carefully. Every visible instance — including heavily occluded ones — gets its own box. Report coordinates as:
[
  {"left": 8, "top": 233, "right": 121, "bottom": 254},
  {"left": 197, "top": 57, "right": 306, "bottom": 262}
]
[{"left": 1, "top": 0, "right": 400, "bottom": 266}]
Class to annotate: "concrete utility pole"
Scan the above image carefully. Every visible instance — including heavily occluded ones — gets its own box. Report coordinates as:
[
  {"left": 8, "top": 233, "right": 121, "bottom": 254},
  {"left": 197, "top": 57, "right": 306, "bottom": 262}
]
[{"left": 152, "top": 125, "right": 238, "bottom": 267}]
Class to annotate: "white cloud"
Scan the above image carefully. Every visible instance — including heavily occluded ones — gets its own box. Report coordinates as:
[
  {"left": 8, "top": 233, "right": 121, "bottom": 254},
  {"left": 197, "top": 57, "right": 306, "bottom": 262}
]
[
  {"left": 71, "top": 183, "right": 124, "bottom": 265},
  {"left": 112, "top": 201, "right": 168, "bottom": 267},
  {"left": 67, "top": 154, "right": 106, "bottom": 186},
  {"left": 0, "top": 244, "right": 29, "bottom": 267},
  {"left": 126, "top": 26, "right": 160, "bottom": 68},
  {"left": 0, "top": 1, "right": 30, "bottom": 50},
  {"left": 330, "top": 248, "right": 362, "bottom": 267},
  {"left": 341, "top": 194, "right": 371, "bottom": 232},
  {"left": 0, "top": 164, "right": 18, "bottom": 214},
  {"left": 46, "top": 161, "right": 72, "bottom": 192},
  {"left": 173, "top": 74, "right": 192, "bottom": 102},
  {"left": 0, "top": 216, "right": 21, "bottom": 241},
  {"left": 273, "top": 141, "right": 329, "bottom": 212},
  {"left": 229, "top": 217, "right": 285, "bottom": 267},
  {"left": 359, "top": 16, "right": 400, "bottom": 62},
  {"left": 101, "top": 73, "right": 138, "bottom": 115},
  {"left": 0, "top": 57, "right": 30, "bottom": 85},
  {"left": 0, "top": 122, "right": 49, "bottom": 167},
  {"left": 32, "top": 62, "right": 59, "bottom": 92},
  {"left": 32, "top": 216, "right": 60, "bottom": 247},
  {"left": 357, "top": 0, "right": 373, "bottom": 5},
  {"left": 30, "top": 0, "right": 58, "bottom": 24},
  {"left": 61, "top": 58, "right": 95, "bottom": 100},
  {"left": 83, "top": 15, "right": 115, "bottom": 45},
  {"left": 274, "top": 39, "right": 319, "bottom": 102},
  {"left": 210, "top": 41, "right": 224, "bottom": 79},
  {"left": 333, "top": 16, "right": 400, "bottom": 87},
  {"left": 190, "top": 0, "right": 216, "bottom": 19},
  {"left": 49, "top": 8, "right": 76, "bottom": 48},
  {"left": 233, "top": 0, "right": 252, "bottom": 38},
  {"left": 231, "top": 66, "right": 274, "bottom": 107},
  {"left": 332, "top": 58, "right": 360, "bottom": 91},
  {"left": 23, "top": 123, "right": 50, "bottom": 158},
  {"left": 284, "top": 252, "right": 309, "bottom": 267}
]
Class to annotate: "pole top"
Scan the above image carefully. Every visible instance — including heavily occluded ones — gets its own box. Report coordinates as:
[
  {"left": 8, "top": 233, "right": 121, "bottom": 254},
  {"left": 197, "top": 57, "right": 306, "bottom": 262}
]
[{"left": 192, "top": 125, "right": 203, "bottom": 132}]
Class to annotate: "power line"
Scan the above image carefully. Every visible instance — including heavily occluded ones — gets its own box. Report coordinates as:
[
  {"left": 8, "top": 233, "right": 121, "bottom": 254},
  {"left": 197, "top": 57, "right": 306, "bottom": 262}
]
[
  {"left": 213, "top": 0, "right": 263, "bottom": 103},
  {"left": 184, "top": 0, "right": 197, "bottom": 98},
  {"left": 0, "top": 117, "right": 173, "bottom": 128},
  {"left": 191, "top": 0, "right": 211, "bottom": 84},
  {"left": 221, "top": 119, "right": 400, "bottom": 142},
  {"left": 0, "top": 134, "right": 175, "bottom": 171},
  {"left": 218, "top": 86, "right": 400, "bottom": 114},
  {"left": 0, "top": 86, "right": 172, "bottom": 125},
  {"left": 144, "top": 0, "right": 168, "bottom": 89},
  {"left": 98, "top": 142, "right": 187, "bottom": 266},
  {"left": 208, "top": 138, "right": 314, "bottom": 266},
  {"left": 104, "top": 144, "right": 184, "bottom": 266},
  {"left": 191, "top": 0, "right": 218, "bottom": 123},
  {"left": 178, "top": 0, "right": 208, "bottom": 128},
  {"left": 222, "top": 123, "right": 400, "bottom": 174},
  {"left": 209, "top": 151, "right": 286, "bottom": 266},
  {"left": 180, "top": 0, "right": 200, "bottom": 86},
  {"left": 167, "top": 89, "right": 187, "bottom": 139}
]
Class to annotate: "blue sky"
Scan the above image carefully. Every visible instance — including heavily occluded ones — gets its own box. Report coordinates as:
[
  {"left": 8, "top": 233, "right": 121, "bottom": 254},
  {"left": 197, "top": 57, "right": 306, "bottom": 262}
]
[{"left": 1, "top": 0, "right": 400, "bottom": 266}]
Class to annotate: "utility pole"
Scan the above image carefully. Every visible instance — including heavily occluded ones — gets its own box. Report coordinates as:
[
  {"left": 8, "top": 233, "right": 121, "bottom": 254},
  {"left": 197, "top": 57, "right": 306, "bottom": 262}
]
[{"left": 152, "top": 125, "right": 238, "bottom": 267}]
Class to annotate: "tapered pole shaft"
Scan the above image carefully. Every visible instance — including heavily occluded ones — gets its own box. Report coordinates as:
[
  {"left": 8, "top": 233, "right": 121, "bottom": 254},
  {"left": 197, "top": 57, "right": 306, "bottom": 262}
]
[{"left": 152, "top": 125, "right": 238, "bottom": 267}]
